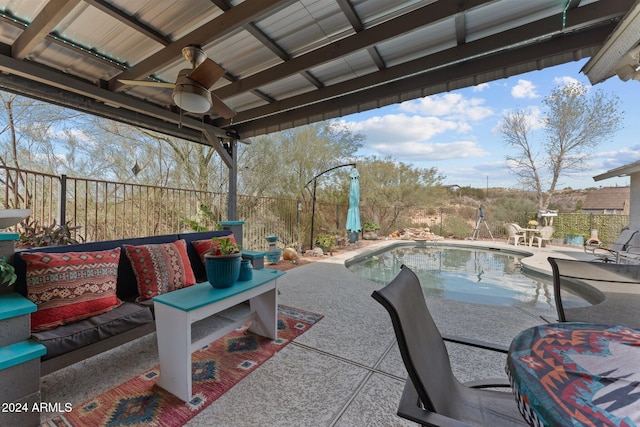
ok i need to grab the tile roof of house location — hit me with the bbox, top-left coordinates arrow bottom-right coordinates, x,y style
582,186 -> 630,211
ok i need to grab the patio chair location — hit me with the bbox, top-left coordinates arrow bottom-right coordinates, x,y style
506,223 -> 526,246
584,228 -> 638,262
371,265 -> 527,427
530,225 -> 554,248
548,257 -> 640,329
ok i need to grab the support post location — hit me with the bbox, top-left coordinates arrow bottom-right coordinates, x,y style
59,174 -> 67,225
227,140 -> 238,221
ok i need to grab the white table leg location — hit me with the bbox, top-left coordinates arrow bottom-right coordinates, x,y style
154,303 -> 193,402
248,287 -> 278,339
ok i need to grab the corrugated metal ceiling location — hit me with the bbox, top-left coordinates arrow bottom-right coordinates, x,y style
0,0 -> 637,159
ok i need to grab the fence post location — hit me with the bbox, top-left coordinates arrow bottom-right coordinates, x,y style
59,174 -> 67,225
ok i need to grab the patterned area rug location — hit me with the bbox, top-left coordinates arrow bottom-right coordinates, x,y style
43,305 -> 322,427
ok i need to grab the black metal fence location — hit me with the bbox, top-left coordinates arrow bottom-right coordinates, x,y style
0,166 -> 629,251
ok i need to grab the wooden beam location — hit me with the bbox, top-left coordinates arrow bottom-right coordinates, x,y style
12,0 -> 82,59
83,0 -> 172,46
214,0 -> 493,99
110,0 -> 296,90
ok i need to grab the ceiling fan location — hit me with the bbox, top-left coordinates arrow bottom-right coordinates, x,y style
118,45 -> 236,118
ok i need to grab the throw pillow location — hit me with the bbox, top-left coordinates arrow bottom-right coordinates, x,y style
124,239 -> 196,302
192,235 -> 237,264
23,249 -> 122,332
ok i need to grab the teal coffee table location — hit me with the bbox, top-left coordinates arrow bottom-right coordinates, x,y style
153,269 -> 285,402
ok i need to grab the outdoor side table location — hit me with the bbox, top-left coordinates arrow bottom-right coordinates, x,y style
153,269 -> 284,402
506,322 -> 640,426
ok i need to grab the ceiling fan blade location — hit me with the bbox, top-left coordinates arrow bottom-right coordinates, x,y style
211,93 -> 236,119
188,59 -> 225,89
118,79 -> 175,89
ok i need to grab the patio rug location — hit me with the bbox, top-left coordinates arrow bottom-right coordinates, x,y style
42,305 -> 322,427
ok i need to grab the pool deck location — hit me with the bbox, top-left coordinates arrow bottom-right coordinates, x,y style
40,239 -> 592,426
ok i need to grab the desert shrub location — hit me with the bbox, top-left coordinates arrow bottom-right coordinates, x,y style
441,215 -> 473,239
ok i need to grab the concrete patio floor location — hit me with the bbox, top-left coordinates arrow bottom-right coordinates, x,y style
40,239 -> 593,426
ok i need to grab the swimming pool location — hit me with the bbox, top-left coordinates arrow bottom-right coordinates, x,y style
347,243 -> 554,309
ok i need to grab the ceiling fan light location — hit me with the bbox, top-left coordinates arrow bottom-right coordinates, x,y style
172,82 -> 211,113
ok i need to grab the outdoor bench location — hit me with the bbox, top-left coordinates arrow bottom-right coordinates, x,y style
12,230 -> 233,375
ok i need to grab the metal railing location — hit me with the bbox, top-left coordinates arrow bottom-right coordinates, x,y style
0,165 -> 630,250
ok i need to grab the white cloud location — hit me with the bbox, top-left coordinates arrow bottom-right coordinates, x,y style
473,83 -> 490,92
553,76 -> 582,87
341,93 -> 496,166
343,114 -> 460,144
398,93 -> 493,122
511,79 -> 539,99
591,144 -> 640,172
371,140 -> 489,161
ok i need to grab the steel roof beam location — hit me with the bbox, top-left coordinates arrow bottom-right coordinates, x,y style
214,0 -> 494,99
214,1 -> 625,128
228,23 -> 611,137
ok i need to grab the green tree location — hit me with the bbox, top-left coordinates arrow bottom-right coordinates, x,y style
499,82 -> 622,210
340,156 -> 445,232
240,122 -> 364,199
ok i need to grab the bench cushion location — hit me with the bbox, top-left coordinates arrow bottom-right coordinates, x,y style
124,239 -> 196,302
32,302 -> 154,360
22,249 -> 122,332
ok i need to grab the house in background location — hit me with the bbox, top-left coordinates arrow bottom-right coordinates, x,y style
582,186 -> 630,215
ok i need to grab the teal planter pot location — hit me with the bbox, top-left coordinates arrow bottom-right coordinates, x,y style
205,252 -> 242,288
566,234 -> 584,247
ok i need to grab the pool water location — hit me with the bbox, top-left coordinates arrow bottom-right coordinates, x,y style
347,244 -> 554,308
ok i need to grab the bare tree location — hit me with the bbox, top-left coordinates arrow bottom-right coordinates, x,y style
499,82 -> 623,210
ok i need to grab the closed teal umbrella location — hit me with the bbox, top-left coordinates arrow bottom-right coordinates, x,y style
346,168 -> 361,238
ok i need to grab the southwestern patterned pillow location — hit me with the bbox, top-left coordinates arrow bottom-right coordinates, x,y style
123,239 -> 196,302
192,234 -> 237,264
23,249 -> 122,332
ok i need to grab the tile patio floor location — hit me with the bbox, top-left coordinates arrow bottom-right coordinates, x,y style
40,239 -> 593,426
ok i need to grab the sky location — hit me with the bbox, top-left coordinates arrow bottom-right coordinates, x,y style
339,58 -> 640,190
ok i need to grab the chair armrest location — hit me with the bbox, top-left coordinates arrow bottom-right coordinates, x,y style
584,243 -> 606,253
463,378 -> 511,388
442,334 -> 509,353
398,380 -> 474,427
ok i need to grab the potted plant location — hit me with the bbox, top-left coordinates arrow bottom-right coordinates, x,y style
566,231 -> 585,247
204,237 -> 242,288
17,218 -> 81,248
362,221 -> 380,240
0,256 -> 16,291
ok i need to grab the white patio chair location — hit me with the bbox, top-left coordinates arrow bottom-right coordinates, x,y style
530,226 -> 554,248
506,223 -> 526,246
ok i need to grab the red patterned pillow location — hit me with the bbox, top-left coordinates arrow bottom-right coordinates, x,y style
124,239 -> 196,302
192,235 -> 237,264
23,249 -> 122,332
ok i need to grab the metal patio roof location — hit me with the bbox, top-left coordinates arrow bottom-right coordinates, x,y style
0,0 -> 638,165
